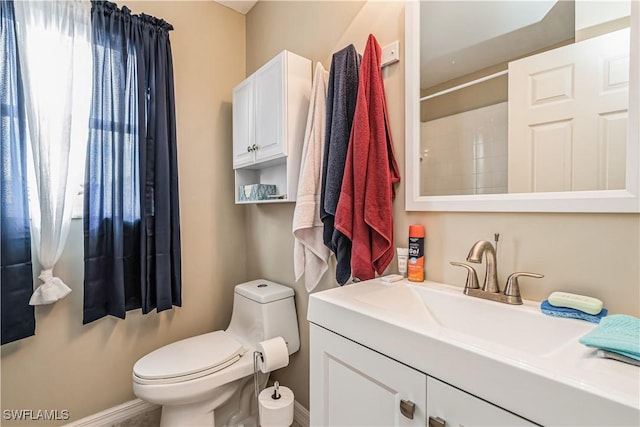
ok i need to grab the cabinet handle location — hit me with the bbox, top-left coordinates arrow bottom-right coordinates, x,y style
247,145 -> 252,152
400,400 -> 415,420
428,416 -> 446,427
252,144 -> 258,151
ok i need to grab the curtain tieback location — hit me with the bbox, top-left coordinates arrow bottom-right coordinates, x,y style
29,268 -> 72,306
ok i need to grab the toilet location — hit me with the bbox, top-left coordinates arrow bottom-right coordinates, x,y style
132,279 -> 300,427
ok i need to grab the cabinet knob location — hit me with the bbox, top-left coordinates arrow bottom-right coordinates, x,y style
428,416 -> 446,427
252,144 -> 258,151
247,145 -> 252,152
400,399 -> 415,420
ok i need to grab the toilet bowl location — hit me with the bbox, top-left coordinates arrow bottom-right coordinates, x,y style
133,279 -> 300,427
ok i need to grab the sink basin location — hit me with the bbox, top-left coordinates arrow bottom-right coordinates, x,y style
354,281 -> 594,357
410,283 -> 595,356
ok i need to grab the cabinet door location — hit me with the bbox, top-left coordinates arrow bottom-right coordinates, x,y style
426,377 -> 537,427
254,53 -> 286,163
232,77 -> 255,169
310,324 -> 426,427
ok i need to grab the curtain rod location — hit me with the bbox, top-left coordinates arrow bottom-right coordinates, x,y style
420,69 -> 508,102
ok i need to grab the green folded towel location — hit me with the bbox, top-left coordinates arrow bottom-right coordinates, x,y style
579,314 -> 640,361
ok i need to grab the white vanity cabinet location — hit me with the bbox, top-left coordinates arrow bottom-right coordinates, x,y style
310,324 -> 426,426
232,50 -> 311,203
426,377 -> 536,427
310,324 -> 536,427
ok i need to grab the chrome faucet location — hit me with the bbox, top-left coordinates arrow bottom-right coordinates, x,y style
450,234 -> 544,305
466,239 -> 499,293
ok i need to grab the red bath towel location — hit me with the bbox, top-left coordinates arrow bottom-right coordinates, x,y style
334,34 -> 400,281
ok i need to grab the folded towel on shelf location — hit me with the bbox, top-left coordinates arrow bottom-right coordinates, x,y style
597,349 -> 640,367
540,300 -> 608,323
579,314 -> 640,361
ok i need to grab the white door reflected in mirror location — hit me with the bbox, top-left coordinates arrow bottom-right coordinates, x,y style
509,28 -> 629,194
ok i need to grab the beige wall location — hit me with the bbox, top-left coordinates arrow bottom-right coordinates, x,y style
244,0 -> 403,410
2,1 -> 639,424
244,0 -> 640,412
0,2 -> 247,424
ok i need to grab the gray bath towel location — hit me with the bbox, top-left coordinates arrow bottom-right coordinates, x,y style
320,44 -> 361,285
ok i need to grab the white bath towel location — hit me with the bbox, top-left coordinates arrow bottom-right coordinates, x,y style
293,62 -> 331,292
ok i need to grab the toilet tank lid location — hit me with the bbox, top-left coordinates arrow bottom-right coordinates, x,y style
235,279 -> 294,304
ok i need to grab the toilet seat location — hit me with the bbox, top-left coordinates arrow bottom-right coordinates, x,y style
133,331 -> 246,385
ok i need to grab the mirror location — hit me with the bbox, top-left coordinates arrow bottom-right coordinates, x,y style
405,0 -> 640,212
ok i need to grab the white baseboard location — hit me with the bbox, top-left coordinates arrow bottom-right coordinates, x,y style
64,398 -> 159,427
294,400 -> 310,427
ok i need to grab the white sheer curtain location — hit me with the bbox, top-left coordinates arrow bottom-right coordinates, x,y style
13,0 -> 92,305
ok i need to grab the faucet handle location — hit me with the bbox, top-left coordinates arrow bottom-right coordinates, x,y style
450,262 -> 480,291
504,272 -> 544,299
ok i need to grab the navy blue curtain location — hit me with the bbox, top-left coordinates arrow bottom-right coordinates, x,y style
1,0 -> 35,344
135,10 -> 182,315
84,1 -> 181,324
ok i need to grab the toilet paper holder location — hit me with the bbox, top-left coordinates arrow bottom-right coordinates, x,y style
253,350 -> 264,426
271,381 -> 281,400
252,336 -> 293,426
253,350 -> 288,426
258,380 -> 295,427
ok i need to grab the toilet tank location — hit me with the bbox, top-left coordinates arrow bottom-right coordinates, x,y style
226,279 -> 300,355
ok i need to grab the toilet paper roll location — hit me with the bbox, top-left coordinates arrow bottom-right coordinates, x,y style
257,337 -> 289,373
259,385 -> 294,427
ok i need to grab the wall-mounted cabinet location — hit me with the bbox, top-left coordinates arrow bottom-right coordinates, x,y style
232,50 -> 311,204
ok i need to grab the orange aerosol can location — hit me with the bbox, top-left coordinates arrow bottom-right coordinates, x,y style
408,225 -> 425,282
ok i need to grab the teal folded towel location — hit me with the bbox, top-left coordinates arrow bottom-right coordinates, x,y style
540,300 -> 607,323
579,314 -> 640,361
